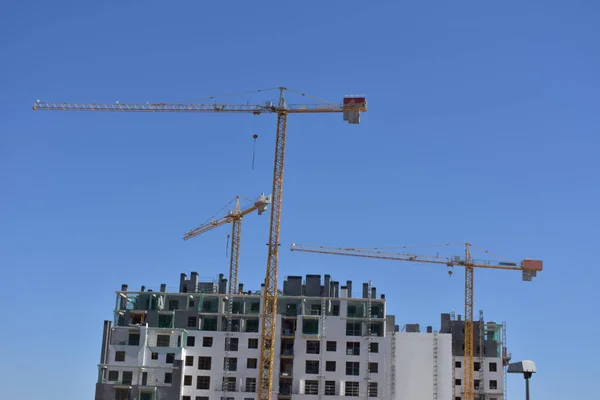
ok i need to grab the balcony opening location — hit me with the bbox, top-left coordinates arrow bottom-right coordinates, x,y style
371,305 -> 383,318
279,381 -> 292,395
347,302 -> 365,318
282,320 -> 296,336
202,317 -> 218,331
157,314 -> 174,329
302,320 -> 319,335
370,322 -> 383,337
115,388 -> 131,400
129,312 -> 146,326
246,319 -> 259,333
202,298 -> 218,313
280,360 -> 293,376
284,303 -> 299,317
222,318 -> 241,332
232,300 -> 243,314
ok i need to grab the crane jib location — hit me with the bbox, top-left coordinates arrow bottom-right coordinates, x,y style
32,102 -> 367,113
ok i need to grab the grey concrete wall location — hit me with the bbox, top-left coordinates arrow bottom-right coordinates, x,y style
174,310 -> 199,330
305,274 -> 321,297
100,320 -> 112,364
440,313 -> 451,333
386,315 -> 396,332
284,276 -> 302,296
145,311 -> 158,328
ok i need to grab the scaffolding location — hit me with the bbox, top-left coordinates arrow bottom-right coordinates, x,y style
433,329 -> 439,400
478,310 -> 485,400
390,329 -> 396,400
222,278 -> 236,399
364,281 -> 373,400
318,294 -> 327,400
450,311 -> 456,398
502,321 -> 509,400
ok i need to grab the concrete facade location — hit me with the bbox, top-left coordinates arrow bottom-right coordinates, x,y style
94,272 -> 506,400
395,332 -> 453,400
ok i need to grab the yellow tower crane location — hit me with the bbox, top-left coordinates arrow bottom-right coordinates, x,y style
33,87 -> 367,400
184,194 -> 270,398
183,194 -> 271,296
290,242 -> 543,400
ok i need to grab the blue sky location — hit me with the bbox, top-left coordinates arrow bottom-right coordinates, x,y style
1,1 -> 598,399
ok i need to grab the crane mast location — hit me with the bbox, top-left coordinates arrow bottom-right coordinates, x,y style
290,243 -> 542,400
258,89 -> 288,400
464,246 -> 474,400
34,87 -> 367,400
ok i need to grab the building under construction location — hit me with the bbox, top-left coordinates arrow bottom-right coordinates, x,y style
95,271 -> 512,400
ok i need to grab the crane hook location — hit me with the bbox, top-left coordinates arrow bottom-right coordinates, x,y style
252,134 -> 259,170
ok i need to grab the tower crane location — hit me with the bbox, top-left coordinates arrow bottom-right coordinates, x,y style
290,242 -> 543,400
184,193 -> 270,399
184,194 -> 271,295
33,87 -> 367,400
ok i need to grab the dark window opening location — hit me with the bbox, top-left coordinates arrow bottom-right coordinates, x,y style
198,356 -> 212,370
305,360 -> 319,374
368,362 -> 378,373
197,376 -> 210,390
346,361 -> 360,376
115,351 -> 125,362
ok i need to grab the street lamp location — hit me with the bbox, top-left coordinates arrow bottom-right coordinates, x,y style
507,360 -> 536,400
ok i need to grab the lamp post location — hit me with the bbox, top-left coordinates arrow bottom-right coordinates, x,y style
507,360 -> 536,400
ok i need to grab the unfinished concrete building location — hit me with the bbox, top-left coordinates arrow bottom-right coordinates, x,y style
94,272 -> 473,400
